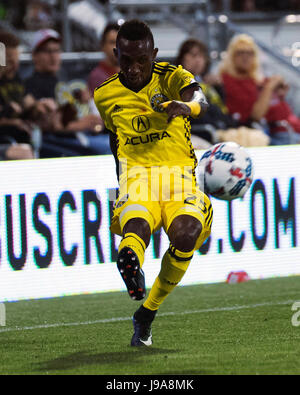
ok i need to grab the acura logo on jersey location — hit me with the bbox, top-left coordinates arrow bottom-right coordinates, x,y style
132,115 -> 150,133
125,131 -> 171,146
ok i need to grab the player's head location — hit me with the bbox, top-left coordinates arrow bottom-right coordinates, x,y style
0,31 -> 20,79
114,19 -> 158,91
100,22 -> 120,67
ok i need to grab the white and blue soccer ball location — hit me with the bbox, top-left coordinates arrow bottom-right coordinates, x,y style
198,142 -> 254,201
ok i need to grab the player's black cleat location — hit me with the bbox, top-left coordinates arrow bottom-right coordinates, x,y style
131,305 -> 157,347
117,247 -> 146,301
131,316 -> 153,346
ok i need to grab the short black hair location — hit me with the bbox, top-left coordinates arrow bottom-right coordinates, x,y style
100,22 -> 120,47
116,19 -> 154,48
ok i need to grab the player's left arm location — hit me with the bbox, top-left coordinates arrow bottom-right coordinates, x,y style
161,85 -> 209,123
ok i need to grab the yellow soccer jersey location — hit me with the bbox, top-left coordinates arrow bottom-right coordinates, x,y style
94,62 -> 200,172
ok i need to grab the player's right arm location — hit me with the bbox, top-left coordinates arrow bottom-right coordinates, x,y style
159,64 -> 209,123
161,85 -> 209,123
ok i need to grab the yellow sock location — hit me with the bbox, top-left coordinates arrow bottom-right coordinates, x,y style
118,233 -> 146,267
143,244 -> 194,311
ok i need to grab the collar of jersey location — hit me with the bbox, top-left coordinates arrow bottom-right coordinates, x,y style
118,64 -> 155,93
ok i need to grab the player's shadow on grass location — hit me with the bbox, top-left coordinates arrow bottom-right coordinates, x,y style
36,347 -> 179,372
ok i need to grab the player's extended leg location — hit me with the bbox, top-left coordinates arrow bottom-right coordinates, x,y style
131,215 -> 204,347
143,214 -> 202,310
117,217 -> 151,301
116,217 -> 157,347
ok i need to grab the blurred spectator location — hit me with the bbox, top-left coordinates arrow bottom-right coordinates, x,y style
289,0 -> 300,10
219,34 -> 300,145
257,0 -> 300,11
23,0 -> 54,31
231,0 -> 257,12
25,29 -> 111,157
176,38 -> 238,147
241,0 -> 257,11
0,30 -> 35,160
175,38 -> 269,148
176,39 -> 229,114
88,22 -> 120,94
231,0 -> 300,11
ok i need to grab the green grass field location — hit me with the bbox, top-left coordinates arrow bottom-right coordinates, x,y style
1,276 -> 300,375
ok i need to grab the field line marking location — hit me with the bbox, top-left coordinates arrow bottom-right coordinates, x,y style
0,299 -> 294,334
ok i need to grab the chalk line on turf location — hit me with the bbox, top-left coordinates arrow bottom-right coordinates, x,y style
0,299 -> 294,333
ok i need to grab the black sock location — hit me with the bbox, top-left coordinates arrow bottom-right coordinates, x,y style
134,305 -> 157,324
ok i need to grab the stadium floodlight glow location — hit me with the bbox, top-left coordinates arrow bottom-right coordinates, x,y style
220,51 -> 227,60
285,14 -> 300,23
210,50 -> 219,59
207,15 -> 216,24
218,15 -> 228,24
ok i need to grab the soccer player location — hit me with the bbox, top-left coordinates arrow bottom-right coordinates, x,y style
94,20 -> 213,346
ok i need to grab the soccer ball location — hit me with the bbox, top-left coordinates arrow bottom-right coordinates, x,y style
198,142 -> 253,201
